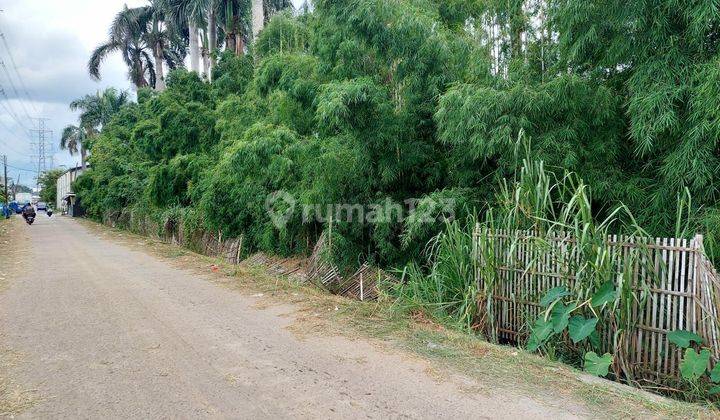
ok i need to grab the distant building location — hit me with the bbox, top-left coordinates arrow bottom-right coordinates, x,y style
57,166 -> 86,217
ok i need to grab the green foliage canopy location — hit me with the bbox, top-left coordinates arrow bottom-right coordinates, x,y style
75,0 -> 720,269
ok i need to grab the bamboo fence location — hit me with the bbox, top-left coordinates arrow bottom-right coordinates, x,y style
168,221 -> 385,301
473,225 -> 720,379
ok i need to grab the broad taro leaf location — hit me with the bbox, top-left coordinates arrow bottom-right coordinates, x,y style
584,352 -> 613,377
591,281 -> 616,307
526,334 -> 541,353
551,302 -> 576,333
679,348 -> 710,381
667,330 -> 703,349
568,315 -> 599,344
527,317 -> 554,352
540,286 -> 570,307
711,363 -> 720,383
589,330 -> 601,349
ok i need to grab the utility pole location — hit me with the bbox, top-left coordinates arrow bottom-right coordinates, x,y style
13,171 -> 19,200
3,155 -> 8,217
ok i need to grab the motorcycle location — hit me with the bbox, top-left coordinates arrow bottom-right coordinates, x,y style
22,207 -> 36,225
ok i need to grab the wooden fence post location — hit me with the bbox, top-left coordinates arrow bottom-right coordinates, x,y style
360,272 -> 364,301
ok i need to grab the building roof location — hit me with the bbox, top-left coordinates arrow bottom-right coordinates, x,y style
62,165 -> 87,175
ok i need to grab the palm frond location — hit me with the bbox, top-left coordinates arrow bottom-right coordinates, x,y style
60,125 -> 82,155
88,42 -> 117,80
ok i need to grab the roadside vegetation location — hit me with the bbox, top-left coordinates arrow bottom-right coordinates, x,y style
68,0 -> 720,405
37,169 -> 64,207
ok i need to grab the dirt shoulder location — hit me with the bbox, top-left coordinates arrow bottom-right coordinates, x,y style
0,217 -> 37,416
77,218 -> 718,419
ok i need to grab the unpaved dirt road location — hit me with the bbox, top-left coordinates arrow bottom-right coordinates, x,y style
0,215 -> 591,418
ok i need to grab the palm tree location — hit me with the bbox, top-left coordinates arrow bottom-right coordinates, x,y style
89,6 -> 156,89
63,89 -> 130,169
71,88 -> 130,128
218,0 -> 248,56
162,0 -> 293,73
139,2 -> 186,90
207,0 -> 218,80
90,5 -> 184,90
217,0 -> 292,55
60,125 -> 90,170
162,0 -> 208,73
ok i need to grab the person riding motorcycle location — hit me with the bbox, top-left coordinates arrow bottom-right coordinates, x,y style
22,203 -> 36,221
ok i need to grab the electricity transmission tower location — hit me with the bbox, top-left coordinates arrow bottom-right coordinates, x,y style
29,117 -> 53,189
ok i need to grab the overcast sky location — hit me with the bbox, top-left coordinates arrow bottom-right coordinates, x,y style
0,0 -> 303,187
0,0 -> 146,184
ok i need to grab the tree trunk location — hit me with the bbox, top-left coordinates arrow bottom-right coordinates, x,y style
208,8 -> 217,81
226,32 -> 236,55
154,43 -> 166,91
235,33 -> 245,55
131,51 -> 148,89
189,22 -> 200,73
80,145 -> 87,170
252,0 -> 265,40
136,63 -> 149,89
202,47 -> 210,78
509,1 -> 524,62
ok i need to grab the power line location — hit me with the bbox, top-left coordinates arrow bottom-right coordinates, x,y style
0,26 -> 37,183
0,31 -> 38,115
0,27 -> 35,141
0,86 -> 31,133
0,112 -> 32,159
0,138 -> 26,156
4,162 -> 35,172
0,112 -> 28,142
0,59 -> 34,120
